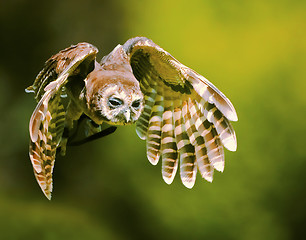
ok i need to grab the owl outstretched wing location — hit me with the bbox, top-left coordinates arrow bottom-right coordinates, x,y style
26,43 -> 98,199
123,37 -> 237,188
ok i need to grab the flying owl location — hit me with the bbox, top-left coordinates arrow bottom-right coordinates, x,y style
26,37 -> 238,200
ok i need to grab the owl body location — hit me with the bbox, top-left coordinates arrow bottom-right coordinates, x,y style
27,37 -> 237,199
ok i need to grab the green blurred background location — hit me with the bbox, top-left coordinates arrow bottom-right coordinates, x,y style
0,0 -> 305,239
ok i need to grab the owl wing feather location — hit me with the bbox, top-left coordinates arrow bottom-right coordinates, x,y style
123,37 -> 237,188
27,43 -> 98,199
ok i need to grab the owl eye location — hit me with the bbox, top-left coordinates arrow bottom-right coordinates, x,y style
108,97 -> 123,108
132,100 -> 141,109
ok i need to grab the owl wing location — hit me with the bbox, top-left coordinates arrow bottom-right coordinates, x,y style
27,43 -> 98,199
123,37 -> 237,188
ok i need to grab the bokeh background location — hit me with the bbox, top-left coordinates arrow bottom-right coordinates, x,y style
0,0 -> 305,239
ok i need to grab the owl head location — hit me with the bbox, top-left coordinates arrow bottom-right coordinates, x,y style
84,69 -> 144,125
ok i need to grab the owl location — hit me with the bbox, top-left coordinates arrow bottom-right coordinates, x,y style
26,37 -> 237,200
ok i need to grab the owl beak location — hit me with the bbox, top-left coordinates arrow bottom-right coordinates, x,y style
124,109 -> 131,123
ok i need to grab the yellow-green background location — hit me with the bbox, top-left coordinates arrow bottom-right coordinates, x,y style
0,0 -> 305,239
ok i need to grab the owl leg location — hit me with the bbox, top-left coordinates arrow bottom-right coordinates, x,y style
68,126 -> 117,146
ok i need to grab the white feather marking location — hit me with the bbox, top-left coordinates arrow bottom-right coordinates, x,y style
38,131 -> 47,144
175,125 -> 183,135
148,125 -> 161,131
181,152 -> 194,158
163,172 -> 177,185
148,133 -> 161,139
162,124 -> 173,132
162,111 -> 172,120
198,98 -> 206,113
199,85 -> 209,97
173,109 -> 181,119
189,132 -> 198,146
148,141 -> 160,146
206,108 -> 217,122
221,136 -> 237,151
208,95 -> 214,104
213,162 -> 225,172
185,119 -> 191,130
218,125 -> 229,137
195,118 -> 203,129
150,116 -> 162,123
177,139 -> 190,149
136,129 -> 146,140
147,152 -> 159,165
162,137 -> 175,144
200,128 -> 211,138
205,136 -> 217,148
29,155 -> 42,173
203,174 -> 213,183
195,142 -> 206,149
189,104 -> 197,117
162,148 -> 177,154
181,162 -> 194,168
181,178 -> 196,189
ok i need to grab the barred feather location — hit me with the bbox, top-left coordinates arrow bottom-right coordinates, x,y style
190,73 -> 238,122
146,86 -> 164,165
136,86 -> 157,140
29,90 -> 52,143
187,99 -> 214,181
29,93 -> 67,200
176,101 -> 197,188
193,98 -> 225,172
161,93 -> 178,184
203,102 -> 237,151
29,108 -> 54,200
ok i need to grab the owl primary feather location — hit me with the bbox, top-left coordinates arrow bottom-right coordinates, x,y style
26,37 -> 238,200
